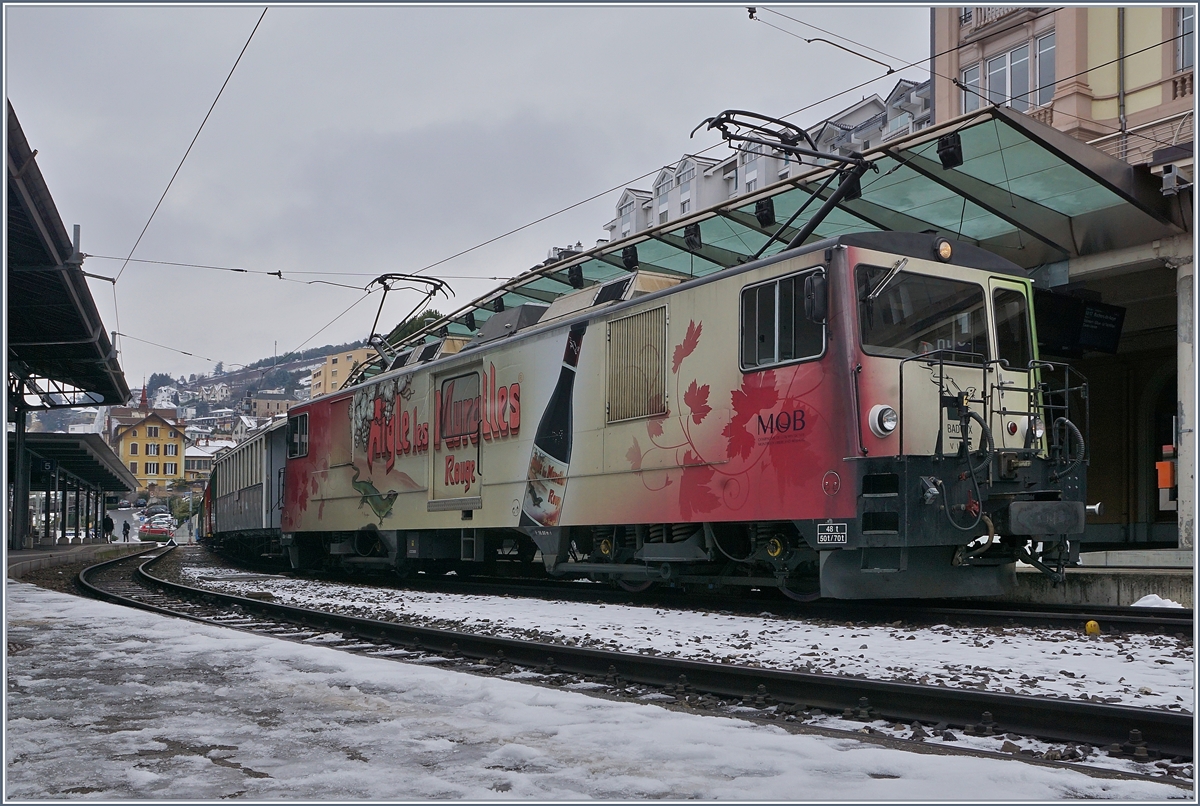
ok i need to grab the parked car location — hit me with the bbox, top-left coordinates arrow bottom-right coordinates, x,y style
117,500 -> 131,509
146,505 -> 169,517
150,516 -> 176,530
139,523 -> 174,541
135,498 -> 147,507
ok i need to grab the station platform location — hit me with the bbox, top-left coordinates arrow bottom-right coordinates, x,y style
1004,550 -> 1194,608
7,541 -> 153,579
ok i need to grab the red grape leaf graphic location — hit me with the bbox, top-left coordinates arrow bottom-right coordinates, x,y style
626,437 -> 643,471
679,451 -> 720,518
672,320 -> 702,374
721,370 -> 779,460
683,380 -> 711,425
647,416 -> 665,438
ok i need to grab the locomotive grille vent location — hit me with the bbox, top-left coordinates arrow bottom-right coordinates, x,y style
606,306 -> 668,423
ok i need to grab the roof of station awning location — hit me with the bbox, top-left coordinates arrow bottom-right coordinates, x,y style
8,433 -> 138,493
373,104 -> 1190,364
7,101 -> 130,407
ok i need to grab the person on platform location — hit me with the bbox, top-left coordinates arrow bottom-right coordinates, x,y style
122,521 -> 131,542
102,514 -> 114,541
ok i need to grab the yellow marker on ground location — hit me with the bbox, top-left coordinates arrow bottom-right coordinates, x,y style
1085,620 -> 1101,635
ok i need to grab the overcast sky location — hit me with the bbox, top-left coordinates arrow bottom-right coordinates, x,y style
6,4 -> 930,387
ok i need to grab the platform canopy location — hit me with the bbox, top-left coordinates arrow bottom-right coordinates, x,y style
8,432 -> 137,494
7,101 -> 130,409
383,104 -> 1189,364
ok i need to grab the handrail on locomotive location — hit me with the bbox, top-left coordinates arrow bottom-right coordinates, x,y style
897,347 -> 1092,583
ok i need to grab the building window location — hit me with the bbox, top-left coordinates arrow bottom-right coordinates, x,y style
169,430 -> 177,439
1036,33 -> 1056,106
146,443 -> 160,456
619,198 -> 634,237
146,426 -> 159,438
680,198 -> 691,215
166,444 -> 178,456
129,461 -> 137,474
746,179 -> 758,193
962,64 -> 982,112
332,357 -> 338,364
129,443 -> 138,456
969,34 -> 1055,114
145,462 -> 160,476
346,354 -> 353,361
130,429 -> 137,437
659,210 -> 669,224
655,175 -> 673,199
1180,8 -> 1194,71
164,463 -> 178,476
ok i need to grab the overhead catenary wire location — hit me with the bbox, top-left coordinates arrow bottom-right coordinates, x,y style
85,254 -> 511,282
114,7 -> 268,283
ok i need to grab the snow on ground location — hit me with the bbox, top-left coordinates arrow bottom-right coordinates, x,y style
181,568 -> 1195,714
1134,594 -> 1187,608
4,583 -> 1189,800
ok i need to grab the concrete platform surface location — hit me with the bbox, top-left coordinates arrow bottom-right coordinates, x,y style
7,542 -> 155,579
1008,565 -> 1193,608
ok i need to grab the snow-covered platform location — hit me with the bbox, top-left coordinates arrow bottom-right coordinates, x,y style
4,583 -> 1185,800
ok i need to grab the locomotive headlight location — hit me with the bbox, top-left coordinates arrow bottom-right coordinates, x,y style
934,237 -> 954,262
869,404 -> 898,438
1029,416 -> 1045,439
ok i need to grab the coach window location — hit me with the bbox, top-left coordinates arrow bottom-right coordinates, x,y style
739,268 -> 825,370
857,265 -> 988,363
287,413 -> 309,458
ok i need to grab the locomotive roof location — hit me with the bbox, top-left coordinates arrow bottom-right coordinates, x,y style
348,104 -> 1185,386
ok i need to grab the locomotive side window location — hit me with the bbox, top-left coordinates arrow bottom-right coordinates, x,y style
287,413 -> 309,458
439,372 -> 481,439
857,265 -> 988,363
739,268 -> 825,370
993,288 -> 1033,369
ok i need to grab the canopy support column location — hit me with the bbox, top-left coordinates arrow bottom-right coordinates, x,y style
10,402 -> 30,550
1178,258 -> 1195,549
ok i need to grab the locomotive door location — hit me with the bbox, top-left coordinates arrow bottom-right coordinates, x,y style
431,365 -> 485,510
988,278 -> 1037,450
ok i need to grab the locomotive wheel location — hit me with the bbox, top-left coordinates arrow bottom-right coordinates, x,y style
616,578 -> 656,593
779,581 -> 821,602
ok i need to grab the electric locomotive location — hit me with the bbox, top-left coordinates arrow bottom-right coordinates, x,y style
210,111 -> 1093,599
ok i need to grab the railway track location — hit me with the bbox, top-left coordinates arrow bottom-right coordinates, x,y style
79,547 -> 1194,768
271,564 -> 1194,636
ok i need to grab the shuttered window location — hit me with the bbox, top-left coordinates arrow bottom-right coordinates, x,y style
606,306 -> 668,423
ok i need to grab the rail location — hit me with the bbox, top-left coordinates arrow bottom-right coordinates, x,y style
76,548 -> 1194,761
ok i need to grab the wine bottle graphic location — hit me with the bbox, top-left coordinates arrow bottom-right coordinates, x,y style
520,322 -> 587,530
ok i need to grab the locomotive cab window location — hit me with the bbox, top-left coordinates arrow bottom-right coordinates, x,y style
993,288 -> 1033,369
857,265 -> 988,364
740,268 -> 826,370
287,413 -> 309,458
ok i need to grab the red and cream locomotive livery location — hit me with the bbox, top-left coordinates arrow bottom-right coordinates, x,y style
278,229 -> 1090,599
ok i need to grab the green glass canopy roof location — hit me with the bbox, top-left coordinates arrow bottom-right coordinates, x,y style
385,104 -> 1187,359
